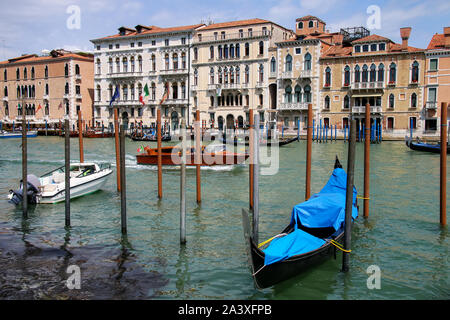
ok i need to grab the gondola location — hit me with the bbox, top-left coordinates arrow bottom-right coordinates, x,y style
131,133 -> 171,142
242,157 -> 358,289
220,136 -> 298,147
405,136 -> 449,154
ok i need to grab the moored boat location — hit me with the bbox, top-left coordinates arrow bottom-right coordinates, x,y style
136,144 -> 248,166
0,130 -> 38,139
220,135 -> 298,147
242,158 -> 358,289
8,162 -> 112,205
405,136 -> 449,154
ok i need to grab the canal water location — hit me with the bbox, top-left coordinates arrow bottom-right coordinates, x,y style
0,136 -> 448,299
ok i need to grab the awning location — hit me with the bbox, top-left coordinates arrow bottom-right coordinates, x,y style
351,93 -> 382,98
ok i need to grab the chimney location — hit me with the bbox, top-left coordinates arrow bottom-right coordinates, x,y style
400,27 -> 412,51
444,27 -> 450,48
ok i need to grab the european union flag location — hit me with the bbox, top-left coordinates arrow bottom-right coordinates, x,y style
109,86 -> 120,106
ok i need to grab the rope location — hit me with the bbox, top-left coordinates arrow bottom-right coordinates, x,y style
257,233 -> 287,249
328,239 -> 351,253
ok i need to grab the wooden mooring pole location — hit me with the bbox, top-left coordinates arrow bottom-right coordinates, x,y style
195,110 -> 201,204
364,103 -> 371,218
21,114 -> 28,218
342,119 -> 356,272
252,114 -> 260,245
114,107 -> 121,192
78,110 -> 84,163
64,119 -> 70,227
180,118 -> 187,244
305,103 -> 312,201
157,108 -> 162,199
119,124 -> 127,235
440,102 -> 447,226
249,109 -> 254,210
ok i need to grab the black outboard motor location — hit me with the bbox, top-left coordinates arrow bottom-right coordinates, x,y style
8,174 -> 41,205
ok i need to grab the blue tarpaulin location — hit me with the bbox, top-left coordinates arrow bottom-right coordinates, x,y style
263,168 -> 358,266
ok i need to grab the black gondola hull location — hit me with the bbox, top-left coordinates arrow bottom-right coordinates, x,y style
221,136 -> 298,147
405,136 -> 449,154
242,208 -> 342,289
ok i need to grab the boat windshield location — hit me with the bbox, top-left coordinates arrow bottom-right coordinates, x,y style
204,144 -> 226,153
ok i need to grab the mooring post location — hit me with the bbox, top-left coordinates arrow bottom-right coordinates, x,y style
180,118 -> 187,244
344,125 -> 347,142
364,103 -> 371,219
22,114 -> 28,218
249,109 -> 254,210
305,104 -> 312,201
77,110 -> 84,163
297,119 -> 300,141
253,114 -> 260,245
342,119 -> 356,272
45,120 -> 48,136
64,119 -> 70,227
335,125 -> 337,142
440,102 -> 447,226
114,107 -> 121,192
119,124 -> 127,235
195,110 -> 201,204
312,119 -> 315,141
157,108 -> 162,199
330,125 -> 333,142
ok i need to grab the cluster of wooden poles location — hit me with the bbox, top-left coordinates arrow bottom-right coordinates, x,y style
19,102 -> 447,245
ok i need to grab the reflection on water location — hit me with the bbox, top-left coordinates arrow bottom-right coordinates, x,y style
0,137 -> 448,299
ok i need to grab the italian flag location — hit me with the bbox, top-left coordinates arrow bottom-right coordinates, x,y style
139,83 -> 149,106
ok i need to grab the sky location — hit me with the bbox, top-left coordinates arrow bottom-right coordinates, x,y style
0,0 -> 449,60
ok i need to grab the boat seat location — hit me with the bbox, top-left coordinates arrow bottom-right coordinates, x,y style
52,172 -> 65,184
43,184 -> 57,193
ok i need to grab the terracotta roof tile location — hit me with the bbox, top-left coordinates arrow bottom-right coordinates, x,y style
199,18 -> 271,31
427,33 -> 445,50
0,52 -> 93,65
296,15 -> 326,24
352,34 -> 391,43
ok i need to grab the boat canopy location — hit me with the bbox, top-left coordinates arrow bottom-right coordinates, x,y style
290,168 -> 358,232
262,168 -> 358,266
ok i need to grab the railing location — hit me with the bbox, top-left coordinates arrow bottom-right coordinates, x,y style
162,98 -> 188,105
352,81 -> 385,89
75,94 -> 82,99
159,68 -> 188,76
299,70 -> 312,78
425,101 -> 437,109
278,102 -> 309,110
194,30 -> 271,43
351,106 -> 382,113
2,96 -> 8,101
106,71 -> 143,78
281,71 -> 293,79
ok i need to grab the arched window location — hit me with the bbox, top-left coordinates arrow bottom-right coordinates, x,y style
230,44 -> 235,58
325,95 -> 330,109
370,64 -> 376,82
45,103 -> 49,116
181,82 -> 186,99
122,84 -> 128,100
16,68 -> 20,80
108,84 -> 113,99
96,59 -> 101,74
151,82 -> 156,100
218,67 -> 223,84
75,64 -> 80,75
259,41 -> 264,55
130,57 -> 135,72
218,45 -> 223,59
122,57 -> 128,72
362,64 -> 368,83
298,22 -> 303,29
308,21 -> 314,28
172,82 -> 178,99
245,43 -> 250,56
45,83 -> 49,95
3,69 -> 7,81
304,85 -> 311,103
270,57 -> 276,73
389,93 -> 395,108
224,67 -> 228,84
138,55 -> 142,72
96,85 -> 101,101
236,66 -> 240,83
294,85 -> 301,103
325,67 -> 331,86
389,63 -> 396,83
130,84 -> 135,100
285,54 -> 292,72
65,82 -> 69,94
151,54 -> 156,71
32,85 -> 35,98
224,44 -> 229,59
23,67 -> 27,80
193,69 -> 198,86
210,67 -> 215,84
354,65 -> 360,83
411,61 -> 419,83
344,95 -> 350,109
245,65 -> 249,83
116,57 -> 120,73
285,85 -> 292,103
64,64 -> 69,77
31,67 -> 35,79
344,65 -> 350,86
236,43 -> 240,58
210,46 -> 214,59
258,64 -> 264,83
304,53 -> 311,71
230,66 -> 235,84
173,53 -> 178,70
108,58 -> 113,73
378,63 -> 384,82
411,93 -> 417,108
4,86 -> 7,97
164,54 -> 170,70
44,66 -> 48,78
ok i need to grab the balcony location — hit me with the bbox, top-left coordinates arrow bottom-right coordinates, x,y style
255,81 -> 265,88
281,71 -> 293,79
161,98 -> 188,105
159,68 -> 188,76
352,81 -> 385,90
106,71 -> 143,79
194,30 -> 271,43
75,74 -> 82,80
425,101 -> 437,109
2,96 -> 8,101
278,102 -> 309,111
351,106 -> 382,113
299,70 -> 312,78
43,94 -> 49,101
75,94 -> 82,100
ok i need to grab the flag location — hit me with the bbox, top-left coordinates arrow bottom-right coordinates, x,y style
137,144 -> 146,153
143,83 -> 150,97
159,83 -> 170,105
139,83 -> 150,106
109,86 -> 120,106
36,104 -> 42,113
58,102 -> 62,110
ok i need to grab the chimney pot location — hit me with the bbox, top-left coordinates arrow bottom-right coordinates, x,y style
444,27 -> 450,48
400,27 -> 412,51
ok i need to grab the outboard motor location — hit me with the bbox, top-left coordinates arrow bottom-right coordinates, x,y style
8,174 -> 41,205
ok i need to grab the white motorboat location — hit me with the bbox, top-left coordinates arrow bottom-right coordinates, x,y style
8,162 -> 112,205
0,130 -> 38,139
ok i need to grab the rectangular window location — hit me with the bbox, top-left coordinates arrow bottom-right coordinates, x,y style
115,44 -> 120,49
181,37 -> 186,45
355,45 -> 361,53
138,42 -> 142,47
164,39 -> 169,46
109,44 -> 113,50
97,45 -> 101,51
428,87 -> 437,102
370,44 -> 377,51
362,45 -> 369,52
295,48 -> 301,55
239,29 -> 243,38
387,117 -> 394,130
130,42 -> 135,48
152,40 -> 156,46
379,43 -> 386,51
221,31 -> 225,39
429,59 -> 438,71
214,32 -> 218,40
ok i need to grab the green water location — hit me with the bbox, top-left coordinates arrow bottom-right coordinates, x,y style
0,136 -> 448,299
